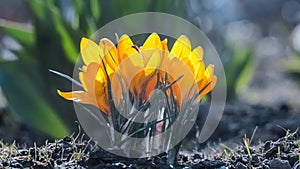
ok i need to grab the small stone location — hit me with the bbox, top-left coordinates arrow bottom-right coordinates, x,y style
269,158 -> 291,169
63,136 -> 72,143
56,159 -> 63,166
235,162 -> 247,169
279,103 -> 290,112
262,163 -> 270,169
193,153 -> 201,159
18,150 -> 28,156
264,141 -> 272,151
252,154 -> 260,165
182,155 -> 188,162
20,160 -> 34,168
265,146 -> 278,158
293,161 -> 300,169
286,153 -> 298,167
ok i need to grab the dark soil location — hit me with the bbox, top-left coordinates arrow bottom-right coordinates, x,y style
0,103 -> 299,168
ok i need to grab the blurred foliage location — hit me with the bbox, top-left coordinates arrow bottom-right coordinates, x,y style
224,47 -> 255,100
282,52 -> 300,83
0,0 -> 187,138
0,0 -> 260,139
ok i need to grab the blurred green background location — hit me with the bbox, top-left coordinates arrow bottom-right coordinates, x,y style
0,0 -> 300,143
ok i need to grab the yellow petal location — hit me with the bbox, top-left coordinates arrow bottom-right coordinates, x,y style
168,57 -> 196,101
117,53 -> 143,86
81,65 -> 87,71
96,68 -> 107,83
128,53 -> 144,68
205,64 -> 214,79
190,46 -> 204,61
142,33 -> 162,51
99,38 -> 118,70
145,50 -> 161,76
80,37 -> 102,65
117,34 -> 138,62
171,35 -> 191,59
194,61 -> 205,82
197,64 -> 215,92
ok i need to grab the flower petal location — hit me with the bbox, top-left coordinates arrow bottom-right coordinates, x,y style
198,75 -> 217,99
171,35 -> 191,59
80,37 -> 102,65
57,90 -> 96,105
145,50 -> 161,76
190,46 -> 204,61
197,64 -> 215,92
117,34 -> 138,63
142,33 -> 162,51
99,38 -> 118,72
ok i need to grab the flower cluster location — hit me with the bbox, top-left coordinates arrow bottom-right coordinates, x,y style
58,33 -> 216,117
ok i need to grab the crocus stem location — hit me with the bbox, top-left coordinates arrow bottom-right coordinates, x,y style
167,141 -> 182,165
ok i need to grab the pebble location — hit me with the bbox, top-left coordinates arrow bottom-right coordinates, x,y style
293,161 -> 300,169
270,158 -> 291,169
235,162 -> 247,169
252,154 -> 260,165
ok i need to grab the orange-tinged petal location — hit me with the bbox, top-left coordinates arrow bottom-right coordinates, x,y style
59,34 -> 217,116
82,62 -> 106,84
129,71 -> 157,104
110,73 -> 123,106
198,75 -> 217,99
161,39 -> 169,59
57,90 -> 96,105
168,57 -> 196,103
197,64 -> 215,91
117,53 -> 143,87
171,35 -> 191,59
129,71 -> 144,97
94,81 -> 110,115
163,72 -> 181,109
80,38 -> 102,65
82,63 -> 100,91
144,74 -> 158,102
161,39 -> 168,52
58,89 -> 110,115
181,57 -> 194,73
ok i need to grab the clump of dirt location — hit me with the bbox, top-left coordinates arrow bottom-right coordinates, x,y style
0,133 -> 225,168
221,130 -> 300,169
0,131 -> 299,168
0,103 -> 299,168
